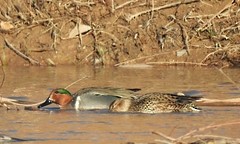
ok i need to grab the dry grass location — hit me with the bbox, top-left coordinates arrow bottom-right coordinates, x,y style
0,0 -> 239,66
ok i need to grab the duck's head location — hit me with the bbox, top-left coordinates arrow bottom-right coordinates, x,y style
38,88 -> 73,109
109,98 -> 132,112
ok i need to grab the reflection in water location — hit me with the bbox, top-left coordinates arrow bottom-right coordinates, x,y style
0,66 -> 240,143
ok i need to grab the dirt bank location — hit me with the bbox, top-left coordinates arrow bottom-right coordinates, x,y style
0,0 -> 239,67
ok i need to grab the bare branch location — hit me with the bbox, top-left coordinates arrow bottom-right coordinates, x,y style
4,39 -> 40,65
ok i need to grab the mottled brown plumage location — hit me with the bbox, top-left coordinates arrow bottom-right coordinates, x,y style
109,92 -> 201,113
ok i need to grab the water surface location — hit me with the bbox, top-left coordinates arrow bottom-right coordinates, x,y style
0,66 -> 240,143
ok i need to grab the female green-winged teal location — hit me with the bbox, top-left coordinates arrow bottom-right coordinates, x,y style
38,87 -> 140,110
109,92 -> 201,113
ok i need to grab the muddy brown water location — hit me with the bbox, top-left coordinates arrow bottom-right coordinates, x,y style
0,66 -> 240,143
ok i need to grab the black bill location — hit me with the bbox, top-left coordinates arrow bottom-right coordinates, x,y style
37,97 -> 53,108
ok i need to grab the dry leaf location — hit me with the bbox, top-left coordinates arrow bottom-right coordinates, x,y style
0,21 -> 14,30
68,23 -> 91,38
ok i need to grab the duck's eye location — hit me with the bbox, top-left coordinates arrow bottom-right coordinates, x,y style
55,91 -> 60,94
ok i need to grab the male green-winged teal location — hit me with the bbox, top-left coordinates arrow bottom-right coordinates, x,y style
109,92 -> 201,113
38,87 -> 140,110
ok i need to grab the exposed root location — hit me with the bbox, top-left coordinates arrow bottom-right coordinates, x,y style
4,38 -> 40,65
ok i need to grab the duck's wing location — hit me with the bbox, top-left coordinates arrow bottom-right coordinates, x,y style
72,87 -> 140,110
162,94 -> 201,105
140,92 -> 202,104
74,87 -> 140,99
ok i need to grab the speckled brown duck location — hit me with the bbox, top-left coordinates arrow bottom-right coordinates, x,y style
109,92 -> 201,113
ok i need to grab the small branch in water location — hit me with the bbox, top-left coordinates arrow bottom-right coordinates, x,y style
4,38 -> 40,65
152,131 -> 176,142
176,120 -> 240,141
64,76 -> 89,89
216,67 -> 240,91
153,120 -> 240,143
0,97 -> 44,110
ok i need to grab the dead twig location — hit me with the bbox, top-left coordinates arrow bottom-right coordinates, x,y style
152,131 -> 176,142
192,134 -> 240,142
77,19 -> 83,50
114,0 -> 138,11
189,134 -> 240,144
201,44 -> 232,63
197,1 -> 234,31
176,121 -> 240,141
146,61 -> 207,66
0,97 -> 44,109
72,0 -> 95,6
99,30 -> 121,43
177,21 -> 190,55
4,38 -> 40,65
216,67 -> 240,91
64,76 -> 89,89
0,57 -> 5,89
124,0 -> 200,22
114,52 -> 170,66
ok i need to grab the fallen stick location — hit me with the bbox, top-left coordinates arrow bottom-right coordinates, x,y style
196,1 -> 234,31
0,59 -> 5,89
146,61 -> 207,66
152,131 -> 176,142
0,97 -> 43,110
124,0 -> 200,22
114,0 -> 138,11
217,67 -> 240,91
115,51 -> 175,66
176,120 -> 240,141
4,38 -> 40,65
